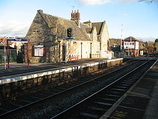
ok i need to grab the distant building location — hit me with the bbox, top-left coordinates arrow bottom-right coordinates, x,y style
0,38 -> 18,63
155,39 -> 158,52
122,36 -> 140,57
0,46 -> 17,63
109,38 -> 122,58
25,10 -> 110,63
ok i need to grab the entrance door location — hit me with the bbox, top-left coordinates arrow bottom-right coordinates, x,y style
62,44 -> 66,61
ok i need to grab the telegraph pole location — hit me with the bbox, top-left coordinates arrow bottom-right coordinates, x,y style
120,24 -> 124,57
121,24 -> 123,50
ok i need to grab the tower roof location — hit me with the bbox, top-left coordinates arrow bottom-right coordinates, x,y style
124,36 -> 140,42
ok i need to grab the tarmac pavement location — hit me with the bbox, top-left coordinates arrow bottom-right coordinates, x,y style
0,63 -> 42,70
0,58 -> 112,77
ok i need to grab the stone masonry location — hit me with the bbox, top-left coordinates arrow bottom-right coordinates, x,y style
25,10 -> 110,63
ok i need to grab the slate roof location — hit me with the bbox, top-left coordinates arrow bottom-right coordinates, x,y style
124,36 -> 140,42
37,10 -> 91,41
26,10 -> 107,43
85,28 -> 92,34
92,22 -> 104,35
84,21 -> 105,35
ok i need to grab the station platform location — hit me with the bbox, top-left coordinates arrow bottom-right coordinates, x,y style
101,60 -> 158,119
0,58 -> 123,85
143,61 -> 158,119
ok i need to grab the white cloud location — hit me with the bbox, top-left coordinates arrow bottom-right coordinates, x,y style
0,20 -> 29,37
79,0 -> 111,5
114,0 -> 139,4
123,13 -> 128,16
78,0 -> 140,5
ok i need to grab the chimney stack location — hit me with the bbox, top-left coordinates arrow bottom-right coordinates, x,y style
71,10 -> 80,27
71,10 -> 75,20
76,10 -> 80,20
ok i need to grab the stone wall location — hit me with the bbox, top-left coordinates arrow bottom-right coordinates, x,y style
0,59 -> 123,101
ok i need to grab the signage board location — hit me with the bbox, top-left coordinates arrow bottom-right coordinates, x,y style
8,38 -> 28,43
34,45 -> 45,57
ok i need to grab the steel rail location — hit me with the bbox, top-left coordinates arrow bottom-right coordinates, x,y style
50,60 -> 155,119
0,60 -> 145,118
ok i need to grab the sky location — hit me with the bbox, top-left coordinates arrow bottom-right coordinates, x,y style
0,0 -> 158,42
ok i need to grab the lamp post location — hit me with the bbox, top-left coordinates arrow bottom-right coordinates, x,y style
64,38 -> 69,63
27,39 -> 30,66
0,38 -> 7,69
4,41 -> 7,69
6,39 -> 10,68
81,42 -> 83,59
120,24 -> 123,58
58,40 -> 61,62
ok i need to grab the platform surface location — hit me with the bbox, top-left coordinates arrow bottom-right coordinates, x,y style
0,58 -> 123,85
103,60 -> 158,119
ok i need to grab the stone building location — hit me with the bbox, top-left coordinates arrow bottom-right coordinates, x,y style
25,10 -> 110,63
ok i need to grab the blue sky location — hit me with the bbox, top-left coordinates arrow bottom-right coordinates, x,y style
0,0 -> 157,41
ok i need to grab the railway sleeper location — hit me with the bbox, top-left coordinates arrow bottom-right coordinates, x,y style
119,81 -> 135,86
96,98 -> 116,105
80,112 -> 100,119
118,84 -> 132,87
110,88 -> 127,92
115,85 -> 128,89
88,103 -> 110,111
88,106 -> 106,112
83,108 -> 105,115
95,101 -> 113,107
104,94 -> 120,98
119,82 -> 133,86
106,90 -> 124,95
121,80 -> 134,84
100,98 -> 116,103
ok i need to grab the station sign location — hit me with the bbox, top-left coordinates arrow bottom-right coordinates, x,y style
7,38 -> 28,43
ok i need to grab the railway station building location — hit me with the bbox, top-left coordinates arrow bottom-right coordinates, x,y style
25,10 -> 111,63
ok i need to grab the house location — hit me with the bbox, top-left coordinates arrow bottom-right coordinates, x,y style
122,36 -> 140,57
25,10 -> 110,63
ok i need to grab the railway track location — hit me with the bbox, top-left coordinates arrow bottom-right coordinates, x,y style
50,59 -> 156,119
0,59 -> 155,119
